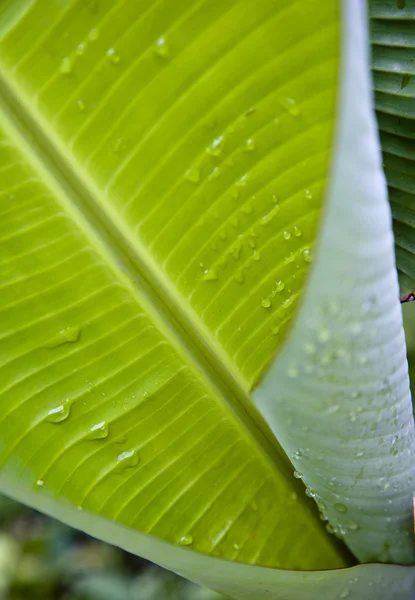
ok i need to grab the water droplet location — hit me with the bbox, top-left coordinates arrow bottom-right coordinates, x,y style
77,99 -> 85,112
293,470 -> 303,479
184,166 -> 200,183
208,166 -> 220,181
319,327 -> 331,343
287,366 -> 298,378
36,479 -> 44,488
115,449 -> 139,472
334,503 -> 348,514
302,248 -> 312,263
293,226 -> 302,237
88,28 -> 99,41
76,42 -> 86,56
155,36 -> 169,58
305,189 -> 313,200
59,56 -> 72,75
236,174 -> 249,187
45,399 -> 72,423
44,325 -> 81,348
279,97 -> 300,116
275,280 -> 285,293
250,249 -> 261,261
283,231 -> 291,240
241,201 -> 253,215
245,107 -> 255,116
270,324 -> 280,335
244,138 -> 255,151
339,588 -> 350,599
106,47 -> 120,64
233,543 -> 240,551
178,534 -> 193,546
355,450 -> 364,458
248,238 -> 256,249
305,487 -> 315,498
203,268 -> 218,281
304,342 -> 316,354
207,136 -> 224,157
87,420 -> 109,440
261,297 -> 271,308
348,520 -> 359,531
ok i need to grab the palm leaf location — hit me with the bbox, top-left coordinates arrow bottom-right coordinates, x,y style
0,0 -> 414,598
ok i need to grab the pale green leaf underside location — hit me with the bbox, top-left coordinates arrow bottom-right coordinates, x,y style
0,0 -> 347,574
370,0 -> 415,288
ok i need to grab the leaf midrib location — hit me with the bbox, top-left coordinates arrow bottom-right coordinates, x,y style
0,63 -> 294,481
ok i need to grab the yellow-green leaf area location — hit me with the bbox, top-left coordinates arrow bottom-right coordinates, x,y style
0,0 -> 340,389
0,0 -> 345,572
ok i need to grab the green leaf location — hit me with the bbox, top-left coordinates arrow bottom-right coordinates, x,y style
0,0 -> 414,598
0,0 -> 346,575
370,0 -> 415,287
255,0 -> 415,565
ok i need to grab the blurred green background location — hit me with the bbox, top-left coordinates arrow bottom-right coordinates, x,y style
1,303 -> 414,599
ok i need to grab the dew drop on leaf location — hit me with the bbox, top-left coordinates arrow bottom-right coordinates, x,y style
244,138 -> 255,151
88,28 -> 99,41
106,47 -> 120,64
287,366 -> 298,378
203,268 -> 218,281
155,36 -> 169,58
302,248 -> 312,262
236,174 -> 249,187
36,479 -> 44,488
260,297 -> 271,308
318,327 -> 331,343
87,420 -> 109,440
208,166 -> 220,181
45,399 -> 72,423
293,226 -> 302,237
283,230 -> 291,240
178,534 -> 193,546
207,136 -> 224,156
270,324 -> 280,336
334,502 -> 348,514
59,56 -> 72,75
44,325 -> 81,348
115,449 -> 139,472
305,189 -> 313,200
184,166 -> 200,183
76,42 -> 86,56
279,97 -> 300,116
77,99 -> 86,112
